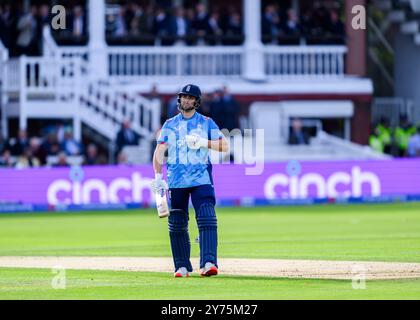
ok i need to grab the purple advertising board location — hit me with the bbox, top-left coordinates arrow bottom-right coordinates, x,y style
0,159 -> 420,210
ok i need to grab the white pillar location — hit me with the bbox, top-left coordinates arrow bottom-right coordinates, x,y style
243,0 -> 266,81
1,97 -> 7,138
19,56 -> 27,130
88,0 -> 108,80
345,118 -> 351,141
73,117 -> 81,142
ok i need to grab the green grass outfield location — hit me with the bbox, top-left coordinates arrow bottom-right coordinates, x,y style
0,202 -> 420,299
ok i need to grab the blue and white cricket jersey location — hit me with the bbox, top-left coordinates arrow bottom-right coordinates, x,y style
157,112 -> 223,188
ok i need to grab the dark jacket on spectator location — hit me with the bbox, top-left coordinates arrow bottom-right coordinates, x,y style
10,138 -> 28,156
68,14 -> 88,38
221,95 -> 240,131
168,15 -> 191,39
116,127 -> 140,152
288,130 -> 309,145
192,13 -> 211,35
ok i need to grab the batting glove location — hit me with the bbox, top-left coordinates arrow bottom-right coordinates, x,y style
185,134 -> 208,150
151,173 -> 169,193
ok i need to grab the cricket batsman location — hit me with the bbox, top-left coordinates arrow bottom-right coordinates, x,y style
151,84 -> 229,278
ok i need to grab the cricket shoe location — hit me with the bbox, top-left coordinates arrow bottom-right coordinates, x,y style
200,262 -> 218,277
174,267 -> 190,278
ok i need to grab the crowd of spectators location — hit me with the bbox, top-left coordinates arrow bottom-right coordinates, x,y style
262,4 -> 345,45
0,2 -> 88,56
0,125 -> 110,168
369,115 -> 420,158
1,1 -> 347,56
106,2 -> 244,46
0,118 -> 152,168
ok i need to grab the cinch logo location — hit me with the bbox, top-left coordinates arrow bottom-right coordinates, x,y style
264,166 -> 381,199
47,173 -> 154,205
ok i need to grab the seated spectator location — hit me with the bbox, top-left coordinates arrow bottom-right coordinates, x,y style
61,129 -> 83,156
83,144 -> 100,166
408,126 -> 420,157
288,118 -> 309,145
54,151 -> 68,167
29,136 -> 47,165
11,129 -> 29,156
0,149 -> 14,167
41,131 -> 61,156
116,120 -> 141,154
15,147 -> 41,169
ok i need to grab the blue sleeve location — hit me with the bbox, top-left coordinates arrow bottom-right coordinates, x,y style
208,118 -> 224,140
157,121 -> 169,144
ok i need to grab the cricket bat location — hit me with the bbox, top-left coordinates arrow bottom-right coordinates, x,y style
155,189 -> 170,218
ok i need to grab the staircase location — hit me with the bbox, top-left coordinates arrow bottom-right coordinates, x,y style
0,27 -> 161,157
368,0 -> 420,123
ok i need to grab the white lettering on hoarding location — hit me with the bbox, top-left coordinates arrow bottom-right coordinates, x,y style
264,166 -> 381,199
47,173 -> 154,205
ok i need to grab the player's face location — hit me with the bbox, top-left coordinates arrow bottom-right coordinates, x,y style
180,95 -> 196,110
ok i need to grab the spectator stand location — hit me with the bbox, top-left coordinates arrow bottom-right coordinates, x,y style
0,0 -> 375,167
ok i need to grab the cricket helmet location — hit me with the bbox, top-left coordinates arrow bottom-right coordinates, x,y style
177,84 -> 202,111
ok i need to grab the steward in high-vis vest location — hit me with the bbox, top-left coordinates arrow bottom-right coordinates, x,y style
375,118 -> 392,154
369,127 -> 384,153
394,115 -> 416,157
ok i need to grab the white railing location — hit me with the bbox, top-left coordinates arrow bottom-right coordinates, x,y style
108,46 -> 243,78
42,26 -> 89,78
107,45 -> 346,79
18,55 -> 86,102
79,82 -> 160,140
264,45 -> 347,78
0,40 -> 8,88
4,59 -> 19,93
